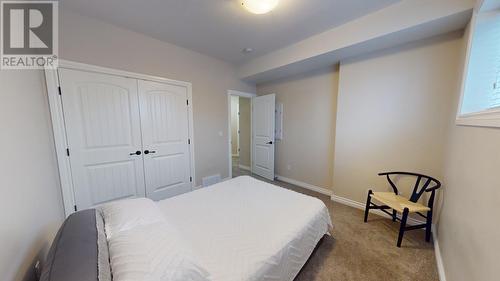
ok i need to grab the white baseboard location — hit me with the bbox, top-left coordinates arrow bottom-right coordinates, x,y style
275,175 -> 332,196
432,227 -> 447,281
238,164 -> 251,171
330,194 -> 426,226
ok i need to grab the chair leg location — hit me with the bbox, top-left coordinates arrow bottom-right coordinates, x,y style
397,208 -> 409,247
392,210 -> 397,222
426,210 -> 433,242
364,190 -> 373,222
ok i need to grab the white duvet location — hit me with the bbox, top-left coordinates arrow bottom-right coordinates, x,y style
103,176 -> 332,281
157,176 -> 333,281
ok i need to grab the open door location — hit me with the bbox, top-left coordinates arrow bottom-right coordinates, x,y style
252,94 -> 275,180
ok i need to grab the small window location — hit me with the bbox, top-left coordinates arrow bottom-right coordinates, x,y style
457,1 -> 500,127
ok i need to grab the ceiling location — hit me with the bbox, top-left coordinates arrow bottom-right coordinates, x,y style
61,0 -> 401,65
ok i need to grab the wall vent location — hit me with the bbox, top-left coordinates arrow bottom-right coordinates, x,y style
202,174 -> 221,187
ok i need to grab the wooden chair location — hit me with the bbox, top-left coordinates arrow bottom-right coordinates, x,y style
363,172 -> 441,247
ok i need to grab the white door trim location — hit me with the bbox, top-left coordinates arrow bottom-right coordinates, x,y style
45,60 -> 195,217
227,90 -> 256,179
230,96 -> 240,157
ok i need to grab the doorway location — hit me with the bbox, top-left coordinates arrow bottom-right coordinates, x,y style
227,90 -> 255,178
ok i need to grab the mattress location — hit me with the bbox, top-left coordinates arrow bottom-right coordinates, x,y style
40,209 -> 111,281
156,176 -> 333,281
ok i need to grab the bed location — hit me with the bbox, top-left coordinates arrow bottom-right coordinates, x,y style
41,176 -> 332,281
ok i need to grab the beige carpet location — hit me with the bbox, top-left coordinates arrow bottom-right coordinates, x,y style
233,170 -> 439,281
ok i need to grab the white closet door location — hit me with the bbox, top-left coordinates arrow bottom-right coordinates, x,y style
138,80 -> 192,201
252,94 -> 276,180
58,68 -> 146,210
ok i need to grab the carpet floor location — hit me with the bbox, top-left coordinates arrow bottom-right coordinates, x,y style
231,161 -> 439,281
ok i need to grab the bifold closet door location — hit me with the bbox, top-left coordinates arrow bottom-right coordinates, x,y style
58,68 -> 146,210
138,80 -> 192,201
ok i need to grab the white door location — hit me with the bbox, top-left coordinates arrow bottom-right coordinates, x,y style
58,68 -> 146,210
138,80 -> 192,201
252,94 -> 275,180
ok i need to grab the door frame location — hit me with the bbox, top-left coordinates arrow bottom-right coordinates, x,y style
45,60 -> 195,217
230,96 -> 240,157
227,90 -> 256,179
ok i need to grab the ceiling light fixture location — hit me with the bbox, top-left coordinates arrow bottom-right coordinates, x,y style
240,0 -> 279,15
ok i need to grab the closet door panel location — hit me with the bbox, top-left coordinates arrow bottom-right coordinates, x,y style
58,68 -> 146,210
139,80 -> 192,200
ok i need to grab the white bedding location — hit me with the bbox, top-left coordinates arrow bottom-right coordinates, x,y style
101,199 -> 211,281
156,176 -> 333,281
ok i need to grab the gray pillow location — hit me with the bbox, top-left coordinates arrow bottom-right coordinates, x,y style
40,209 -> 111,281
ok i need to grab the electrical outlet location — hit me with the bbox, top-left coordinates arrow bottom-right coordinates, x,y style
34,260 -> 41,280
287,164 -> 291,171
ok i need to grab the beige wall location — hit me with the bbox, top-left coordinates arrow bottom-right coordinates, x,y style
439,121 -> 500,281
437,23 -> 500,281
252,27 -> 497,281
0,70 -> 65,281
257,66 -> 338,190
59,10 -> 255,184
333,32 -> 463,204
230,96 -> 239,155
238,97 -> 251,168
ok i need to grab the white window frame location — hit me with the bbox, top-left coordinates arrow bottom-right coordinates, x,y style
456,0 -> 500,128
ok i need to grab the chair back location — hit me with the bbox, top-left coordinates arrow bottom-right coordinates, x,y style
378,172 -> 441,204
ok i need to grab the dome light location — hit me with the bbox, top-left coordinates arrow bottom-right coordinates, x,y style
241,0 -> 279,15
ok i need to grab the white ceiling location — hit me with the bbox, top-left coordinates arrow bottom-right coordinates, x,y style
61,0 -> 401,65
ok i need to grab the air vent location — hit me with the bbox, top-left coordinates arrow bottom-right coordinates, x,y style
202,174 -> 221,187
